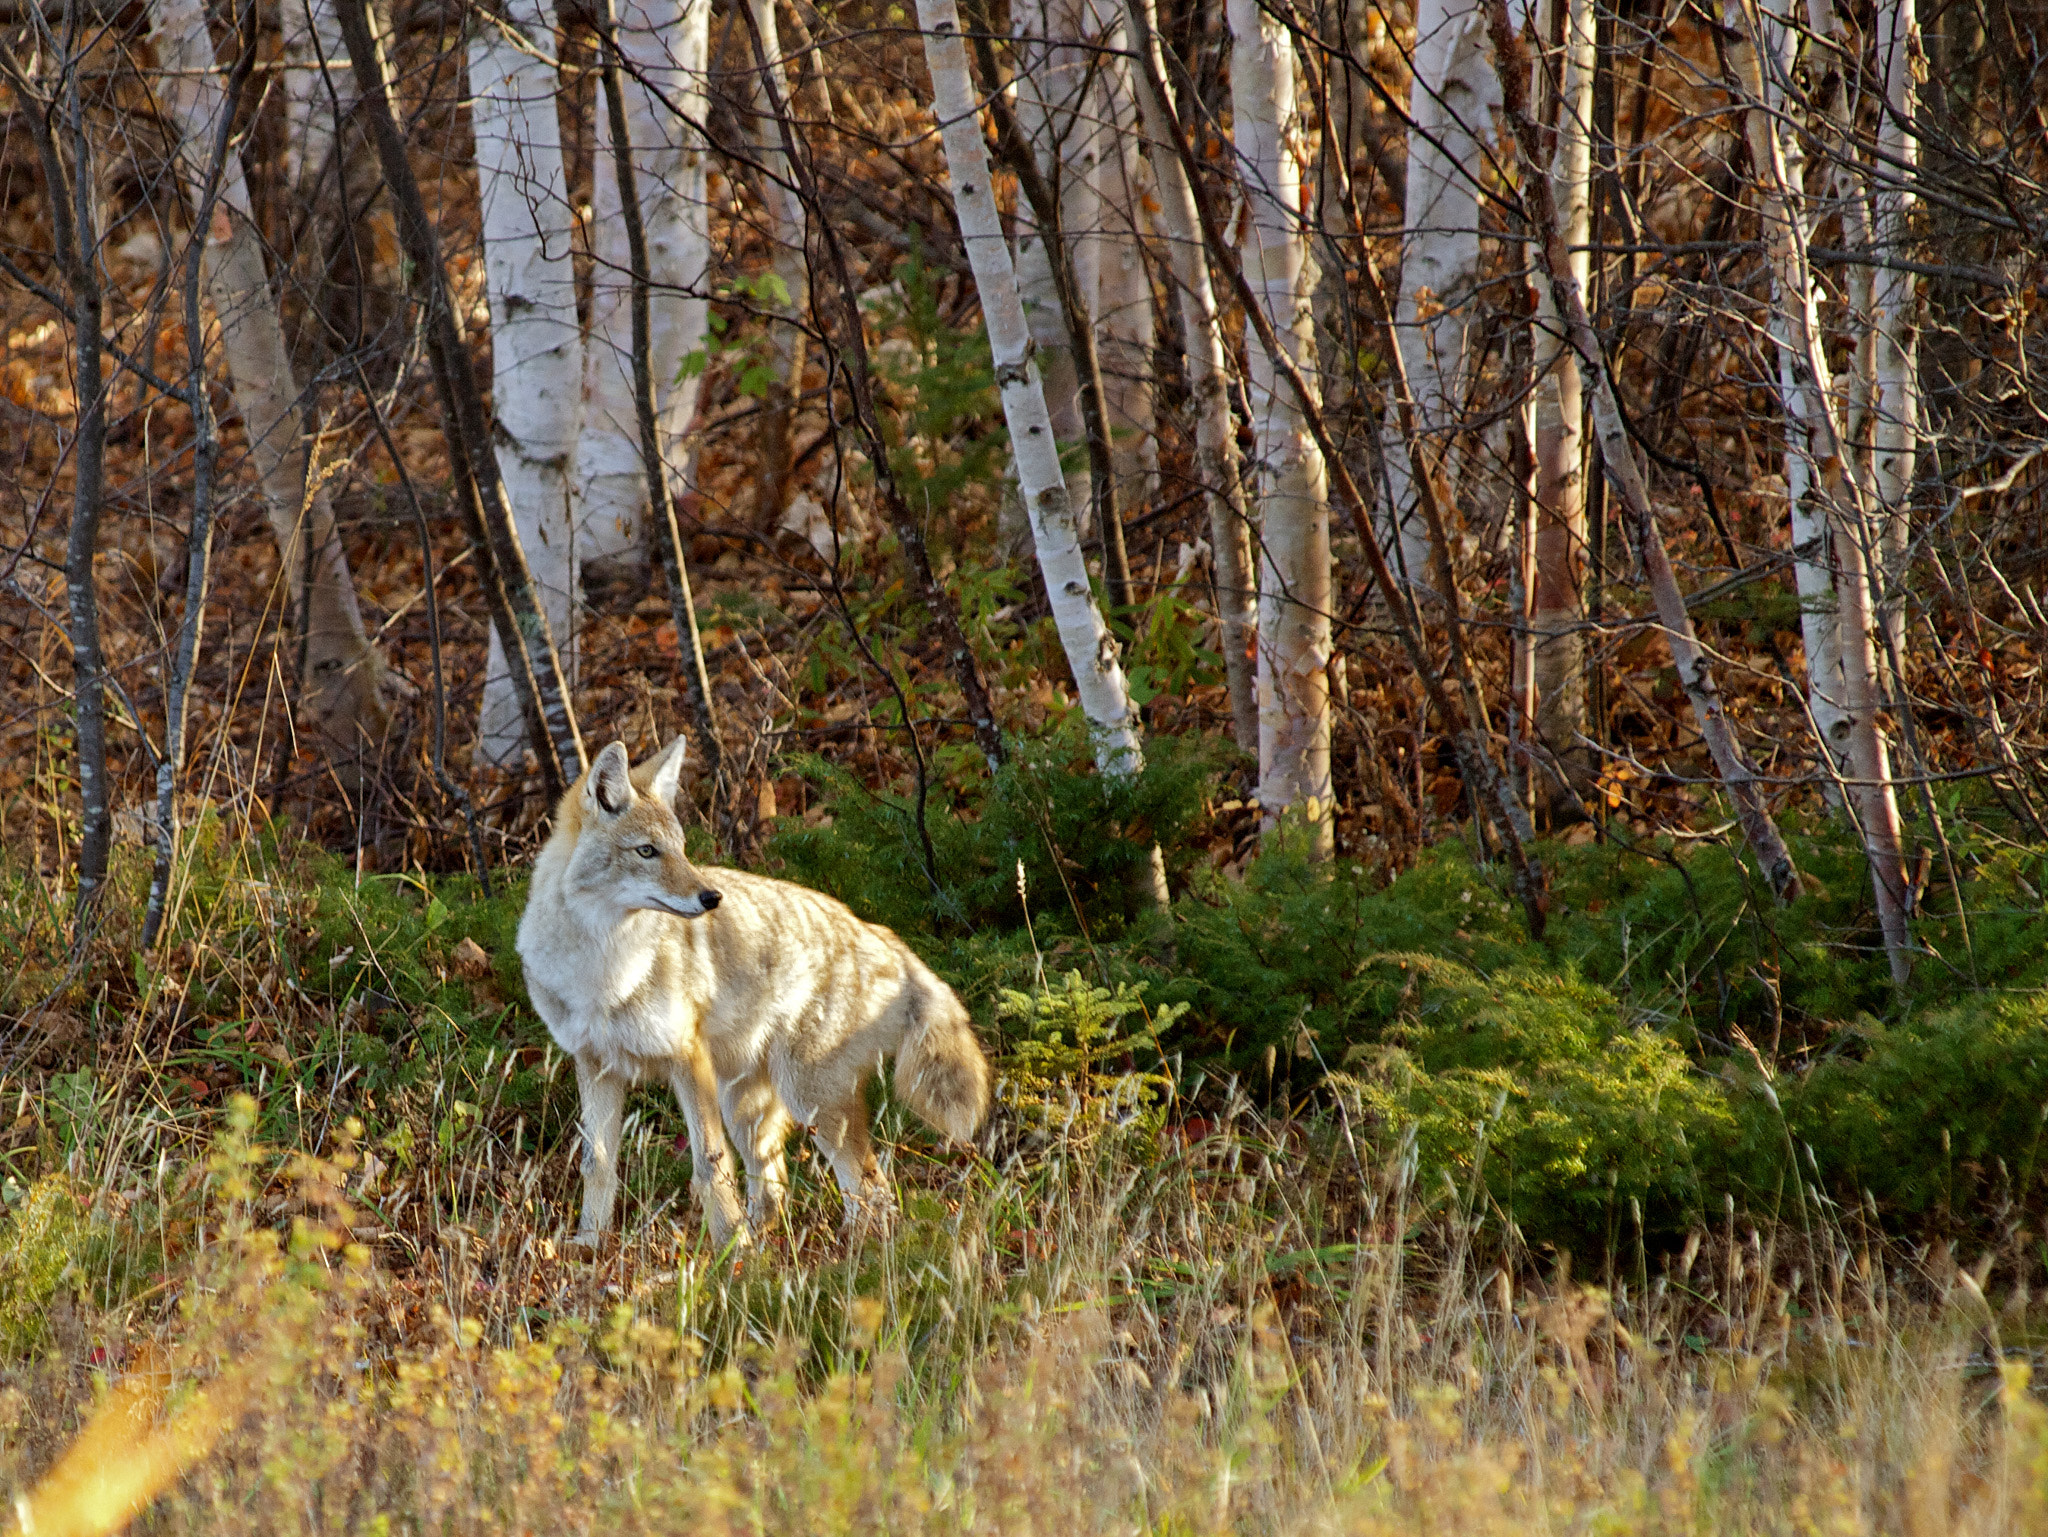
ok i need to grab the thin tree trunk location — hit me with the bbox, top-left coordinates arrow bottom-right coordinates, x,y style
742,0 -> 811,524
1126,0 -> 1256,747
965,9 -> 1134,610
1383,0 -> 1496,594
1723,10 -> 1851,784
1229,0 -> 1333,856
599,5 -> 725,814
1130,6 -> 1551,933
915,0 -> 1147,779
471,0 -> 585,767
58,43 -> 108,931
1724,0 -> 1909,976
1529,0 -> 1593,772
1084,0 -> 1157,514
335,0 -> 585,793
145,0 -> 253,950
1486,0 -> 1807,905
1871,0 -> 1919,668
150,0 -> 395,763
577,0 -> 711,589
1010,0 -> 1093,542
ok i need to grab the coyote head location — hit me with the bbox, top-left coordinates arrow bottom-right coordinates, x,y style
568,738 -> 723,919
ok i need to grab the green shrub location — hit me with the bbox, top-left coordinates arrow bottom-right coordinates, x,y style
1786,989 -> 2048,1217
1331,954 -> 1744,1236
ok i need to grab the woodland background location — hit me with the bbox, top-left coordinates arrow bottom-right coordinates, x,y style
2,0 -> 2048,1525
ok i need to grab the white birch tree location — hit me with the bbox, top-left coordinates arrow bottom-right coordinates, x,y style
1082,0 -> 1156,508
1728,0 -> 1912,981
1230,0 -> 1333,855
1010,0 -> 1097,528
149,0 -> 393,755
1383,0 -> 1497,593
913,0 -> 1147,781
1127,0 -> 1256,747
1528,0 -> 1592,763
471,0 -> 584,766
1870,0 -> 1920,662
577,0 -> 712,585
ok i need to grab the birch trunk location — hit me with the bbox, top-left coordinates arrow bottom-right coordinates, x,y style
1728,9 -> 1850,777
1528,0 -> 1592,766
1127,0 -> 1256,747
1010,0 -> 1096,532
914,0 -> 1147,779
336,0 -> 585,791
1484,0 -> 1808,904
150,0 -> 393,757
1084,0 -> 1156,510
1871,0 -> 1919,665
472,0 -> 585,766
743,0 -> 811,521
1230,0 -> 1333,856
578,0 -> 712,581
1728,0 -> 1911,978
1383,0 -> 1496,593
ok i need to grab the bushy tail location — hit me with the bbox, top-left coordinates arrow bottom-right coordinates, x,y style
896,977 -> 991,1144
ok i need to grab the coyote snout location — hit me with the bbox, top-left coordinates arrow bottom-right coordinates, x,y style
516,736 -> 991,1251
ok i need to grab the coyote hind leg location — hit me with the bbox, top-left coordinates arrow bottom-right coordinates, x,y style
720,1069 -> 797,1231
809,1093 -> 894,1234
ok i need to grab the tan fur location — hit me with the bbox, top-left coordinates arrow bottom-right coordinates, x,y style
516,737 -> 991,1247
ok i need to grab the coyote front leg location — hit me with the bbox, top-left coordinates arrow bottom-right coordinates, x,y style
572,1053 -> 627,1244
669,1048 -> 750,1249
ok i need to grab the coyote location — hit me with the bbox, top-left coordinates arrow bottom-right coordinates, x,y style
517,736 -> 990,1248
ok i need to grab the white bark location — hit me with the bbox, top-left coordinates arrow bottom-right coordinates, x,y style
1529,0 -> 1592,758
1127,0 -> 1256,747
1083,0 -> 1156,507
1383,0 -> 1497,593
1730,0 -> 1911,981
1011,0 -> 1096,526
472,0 -> 584,766
150,0 -> 391,751
1230,0 -> 1333,854
914,0 -> 1146,776
577,0 -> 712,574
1871,0 -> 1919,661
1730,6 -> 1850,771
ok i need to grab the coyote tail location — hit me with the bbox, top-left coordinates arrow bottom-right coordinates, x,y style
896,984 -> 991,1144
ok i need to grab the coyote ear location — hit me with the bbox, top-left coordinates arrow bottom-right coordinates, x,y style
647,734 -> 689,805
585,742 -> 634,817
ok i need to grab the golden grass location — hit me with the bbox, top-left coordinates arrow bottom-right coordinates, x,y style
3,1075 -> 2045,1536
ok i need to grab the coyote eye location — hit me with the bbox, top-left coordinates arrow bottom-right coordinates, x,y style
636,844 -> 659,859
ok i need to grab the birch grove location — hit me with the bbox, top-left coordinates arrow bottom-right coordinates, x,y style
11,0 -> 2045,974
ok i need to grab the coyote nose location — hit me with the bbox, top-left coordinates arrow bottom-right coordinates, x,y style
699,889 -> 722,911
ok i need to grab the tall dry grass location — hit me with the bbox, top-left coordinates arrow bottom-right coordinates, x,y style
3,1062 -> 2044,1536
